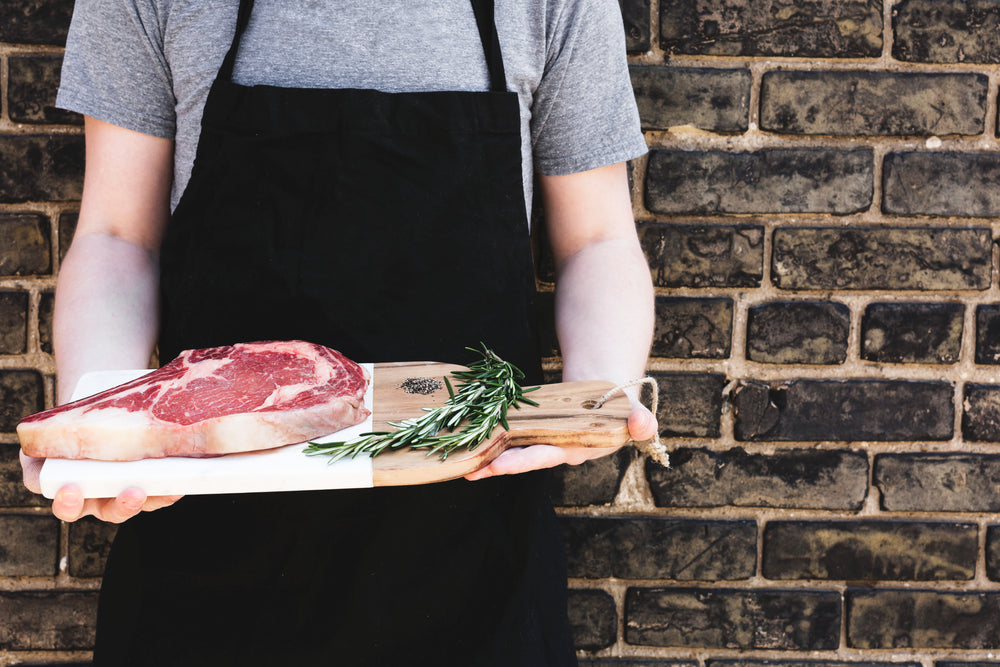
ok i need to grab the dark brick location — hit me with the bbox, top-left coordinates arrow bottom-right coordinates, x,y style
763,520 -> 977,581
39,290 -> 55,355
976,305 -> 1000,364
862,302 -> 964,364
630,66 -> 750,132
652,373 -> 725,438
626,587 -> 841,649
733,379 -> 953,442
0,213 -> 51,276
653,297 -> 732,359
937,663 -> 1000,667
760,71 -> 987,136
8,55 -> 82,125
0,514 -> 59,576
562,516 -> 756,580
848,589 -> 1000,648
548,447 -> 633,507
0,0 -> 74,44
0,591 -> 98,650
875,453 -> 1000,512
987,525 -> 1000,581
772,227 -> 992,291
58,211 -> 79,264
747,301 -> 849,365
0,370 -> 44,432
0,291 -> 29,355
962,384 -> 1000,442
535,290 -> 558,357
68,518 -> 118,578
638,223 -> 763,288
885,152 -> 1000,216
646,149 -> 873,215
0,445 -> 47,507
620,0 -> 651,52
569,589 -> 617,651
0,135 -> 84,203
647,447 -> 869,510
660,0 -> 882,57
894,0 -> 1000,63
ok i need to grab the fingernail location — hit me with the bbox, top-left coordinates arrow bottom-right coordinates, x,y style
122,495 -> 143,511
60,490 -> 80,506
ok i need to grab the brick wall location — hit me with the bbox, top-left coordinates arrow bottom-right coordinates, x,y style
3,0 -> 1000,664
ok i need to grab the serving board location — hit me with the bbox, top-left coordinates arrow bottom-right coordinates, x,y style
38,361 -> 632,498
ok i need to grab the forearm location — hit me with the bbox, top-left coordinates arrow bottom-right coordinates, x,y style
54,232 -> 160,403
554,236 -> 654,385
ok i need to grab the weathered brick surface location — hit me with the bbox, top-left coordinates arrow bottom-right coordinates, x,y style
0,136 -> 84,203
894,0 -> 1000,63
0,447 -> 47,508
68,519 -> 117,578
631,66 -> 750,132
58,211 -> 79,264
762,520 -> 977,581
0,0 -> 73,44
962,384 -> 1000,442
562,516 -> 756,580
638,223 -> 763,288
581,660 -> 697,667
568,589 -> 618,651
0,370 -> 44,433
976,305 -> 1000,364
645,149 -> 873,215
0,591 -> 98,650
733,379 -> 954,442
862,302 -> 964,364
39,290 -> 55,355
848,589 -> 1000,649
647,448 -> 869,510
712,662 -> 919,667
0,291 -> 29,355
760,71 -> 987,136
620,0 -> 651,52
548,448 -> 633,507
772,227 -> 992,291
875,454 -> 1000,512
8,55 -> 82,125
652,373 -> 725,438
0,213 -> 52,277
884,152 -> 1000,216
986,525 -> 1000,581
660,0 -> 882,57
626,587 -> 841,649
747,301 -> 849,365
0,514 -> 59,576
653,297 -> 732,359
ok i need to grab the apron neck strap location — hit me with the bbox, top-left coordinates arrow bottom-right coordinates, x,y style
217,0 -> 508,93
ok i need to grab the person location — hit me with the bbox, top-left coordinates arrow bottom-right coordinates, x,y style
20,0 -> 657,664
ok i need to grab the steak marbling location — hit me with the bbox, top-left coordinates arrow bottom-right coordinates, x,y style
18,340 -> 370,461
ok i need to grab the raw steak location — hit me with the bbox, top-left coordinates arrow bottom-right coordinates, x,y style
18,340 -> 370,461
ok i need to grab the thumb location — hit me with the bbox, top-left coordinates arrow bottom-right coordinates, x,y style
19,449 -> 43,495
627,405 -> 658,442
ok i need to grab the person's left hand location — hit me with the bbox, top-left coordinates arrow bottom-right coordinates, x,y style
465,403 -> 658,481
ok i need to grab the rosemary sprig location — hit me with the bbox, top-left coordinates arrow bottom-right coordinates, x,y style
303,344 -> 539,462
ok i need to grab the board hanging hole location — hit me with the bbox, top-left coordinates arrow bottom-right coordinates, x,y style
581,399 -> 600,409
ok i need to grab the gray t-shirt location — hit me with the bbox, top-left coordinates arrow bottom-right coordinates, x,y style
57,0 -> 647,213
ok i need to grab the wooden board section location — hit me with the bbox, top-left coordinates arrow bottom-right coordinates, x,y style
366,361 -> 632,485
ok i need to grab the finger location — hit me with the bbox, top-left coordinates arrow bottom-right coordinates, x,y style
94,487 -> 148,524
51,484 -> 87,522
141,494 -> 184,512
627,405 -> 658,442
19,449 -> 43,494
466,445 -> 568,481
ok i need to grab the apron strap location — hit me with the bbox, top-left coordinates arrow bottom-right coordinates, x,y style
470,0 -> 509,93
218,0 -> 255,82
217,0 -> 507,93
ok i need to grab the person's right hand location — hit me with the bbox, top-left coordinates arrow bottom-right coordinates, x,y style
20,449 -> 182,523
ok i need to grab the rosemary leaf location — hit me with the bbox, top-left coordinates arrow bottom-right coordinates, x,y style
303,344 -> 538,462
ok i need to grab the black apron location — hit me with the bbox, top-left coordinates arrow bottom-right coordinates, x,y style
92,1 -> 576,665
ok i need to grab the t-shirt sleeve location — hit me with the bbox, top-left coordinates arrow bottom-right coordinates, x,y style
531,0 -> 648,176
56,0 -> 176,139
